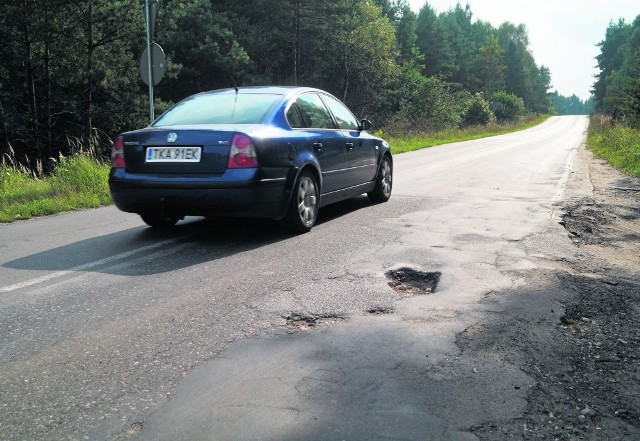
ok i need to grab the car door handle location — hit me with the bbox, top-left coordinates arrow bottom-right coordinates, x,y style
313,142 -> 323,152
346,142 -> 354,150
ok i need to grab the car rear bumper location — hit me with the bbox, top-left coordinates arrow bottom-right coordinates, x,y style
109,168 -> 290,219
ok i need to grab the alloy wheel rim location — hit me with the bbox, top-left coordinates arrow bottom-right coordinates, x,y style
297,177 -> 317,226
381,160 -> 392,197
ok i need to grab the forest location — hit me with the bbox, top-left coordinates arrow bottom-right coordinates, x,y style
592,15 -> 640,126
550,93 -> 594,116
0,0 -> 559,173
587,14 -> 640,179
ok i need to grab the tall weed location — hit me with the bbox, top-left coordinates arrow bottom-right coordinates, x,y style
587,115 -> 640,177
1,151 -> 110,222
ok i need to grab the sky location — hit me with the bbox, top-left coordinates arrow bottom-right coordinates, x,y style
407,0 -> 639,101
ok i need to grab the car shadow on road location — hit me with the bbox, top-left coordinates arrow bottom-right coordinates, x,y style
3,196 -> 377,277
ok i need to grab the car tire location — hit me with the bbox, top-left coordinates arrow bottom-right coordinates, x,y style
140,213 -> 179,228
368,155 -> 392,203
286,170 -> 319,233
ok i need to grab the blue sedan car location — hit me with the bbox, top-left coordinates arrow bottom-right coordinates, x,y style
109,86 -> 393,232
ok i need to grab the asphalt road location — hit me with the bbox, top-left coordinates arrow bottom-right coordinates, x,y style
0,116 -> 590,440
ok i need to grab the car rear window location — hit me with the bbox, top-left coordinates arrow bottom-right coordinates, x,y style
153,93 -> 281,126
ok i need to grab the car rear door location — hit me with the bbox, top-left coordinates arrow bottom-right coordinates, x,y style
288,93 -> 348,194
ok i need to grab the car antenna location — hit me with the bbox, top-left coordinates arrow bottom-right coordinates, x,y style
229,76 -> 239,120
229,76 -> 239,94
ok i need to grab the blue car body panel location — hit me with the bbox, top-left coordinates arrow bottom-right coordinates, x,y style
109,86 -> 391,222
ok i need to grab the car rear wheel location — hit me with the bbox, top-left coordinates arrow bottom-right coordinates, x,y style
286,170 -> 319,233
140,213 -> 179,228
368,155 -> 392,203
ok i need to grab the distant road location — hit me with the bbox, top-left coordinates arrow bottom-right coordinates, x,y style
0,116 -> 589,440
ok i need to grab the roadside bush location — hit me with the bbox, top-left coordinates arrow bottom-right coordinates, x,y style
463,94 -> 496,127
396,77 -> 465,132
384,75 -> 471,136
491,91 -> 525,122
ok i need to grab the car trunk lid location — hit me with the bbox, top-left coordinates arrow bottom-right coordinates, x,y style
123,128 -> 234,174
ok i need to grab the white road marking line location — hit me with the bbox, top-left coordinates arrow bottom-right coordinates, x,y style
0,238 -> 182,293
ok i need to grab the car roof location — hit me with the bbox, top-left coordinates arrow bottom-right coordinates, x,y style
195,86 -> 324,100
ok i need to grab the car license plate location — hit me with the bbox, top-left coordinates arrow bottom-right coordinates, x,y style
146,146 -> 201,162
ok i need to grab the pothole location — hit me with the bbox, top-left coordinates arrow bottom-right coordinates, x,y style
284,312 -> 345,331
114,421 -> 143,440
126,422 -> 143,436
367,306 -> 394,315
385,267 -> 441,295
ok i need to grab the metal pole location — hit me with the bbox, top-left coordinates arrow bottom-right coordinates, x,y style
145,0 -> 154,123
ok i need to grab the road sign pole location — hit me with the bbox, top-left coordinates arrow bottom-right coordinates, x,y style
145,0 -> 154,123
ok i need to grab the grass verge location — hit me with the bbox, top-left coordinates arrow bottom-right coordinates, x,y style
586,115 -> 640,178
386,114 -> 550,154
0,154 -> 111,222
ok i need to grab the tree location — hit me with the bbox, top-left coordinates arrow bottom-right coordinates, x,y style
158,0 -> 250,102
497,22 -> 550,113
593,16 -> 640,123
439,3 -> 476,87
504,41 -> 527,102
0,0 -> 563,173
59,0 -> 142,146
416,3 -> 455,78
373,0 -> 419,64
215,0 -> 399,121
478,35 -> 505,94
325,0 -> 399,118
550,92 -> 593,115
593,19 -> 632,115
0,0 -> 48,162
0,0 -> 143,165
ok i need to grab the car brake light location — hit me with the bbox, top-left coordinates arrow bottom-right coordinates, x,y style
227,134 -> 258,168
111,135 -> 125,168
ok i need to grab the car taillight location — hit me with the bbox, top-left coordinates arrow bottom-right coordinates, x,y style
111,135 -> 125,168
227,134 -> 258,169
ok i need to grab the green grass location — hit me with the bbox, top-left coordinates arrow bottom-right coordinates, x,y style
386,114 -> 550,154
0,154 -> 111,222
587,116 -> 640,178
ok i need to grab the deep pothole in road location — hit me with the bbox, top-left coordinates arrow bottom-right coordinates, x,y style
367,306 -> 394,315
284,312 -> 345,331
385,267 -> 442,295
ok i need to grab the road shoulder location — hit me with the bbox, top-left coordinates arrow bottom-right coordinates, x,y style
468,146 -> 640,439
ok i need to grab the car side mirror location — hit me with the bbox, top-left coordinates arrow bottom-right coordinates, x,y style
359,119 -> 372,131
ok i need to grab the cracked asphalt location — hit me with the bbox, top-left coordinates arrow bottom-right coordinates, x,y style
3,116 -> 635,441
